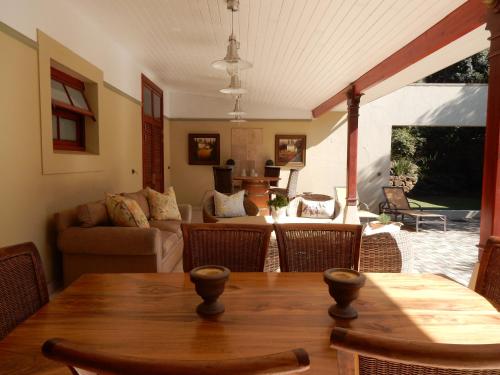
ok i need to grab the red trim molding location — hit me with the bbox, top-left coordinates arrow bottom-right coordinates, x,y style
478,1 -> 500,257
312,0 -> 487,118
346,85 -> 363,206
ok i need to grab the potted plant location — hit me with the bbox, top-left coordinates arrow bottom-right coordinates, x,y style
365,213 -> 403,235
268,195 -> 288,220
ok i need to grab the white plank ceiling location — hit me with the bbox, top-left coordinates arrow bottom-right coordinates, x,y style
67,0 -> 468,112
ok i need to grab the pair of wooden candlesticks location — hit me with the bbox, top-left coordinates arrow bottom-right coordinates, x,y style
190,266 -> 366,319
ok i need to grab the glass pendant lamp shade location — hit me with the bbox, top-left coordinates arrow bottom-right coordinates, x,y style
228,96 -> 246,116
211,34 -> 253,74
220,75 -> 247,95
230,114 -> 247,123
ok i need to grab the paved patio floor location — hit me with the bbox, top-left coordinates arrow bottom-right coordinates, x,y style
403,219 -> 479,286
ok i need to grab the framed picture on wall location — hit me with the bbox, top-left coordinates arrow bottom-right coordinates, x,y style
188,133 -> 220,165
275,135 -> 306,167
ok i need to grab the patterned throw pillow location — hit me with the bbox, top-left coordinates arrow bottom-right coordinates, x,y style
105,194 -> 150,228
300,199 -> 335,219
146,187 -> 182,221
214,190 -> 246,218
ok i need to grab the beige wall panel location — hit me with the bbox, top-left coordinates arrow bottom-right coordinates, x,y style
169,112 -> 347,206
0,29 -> 142,286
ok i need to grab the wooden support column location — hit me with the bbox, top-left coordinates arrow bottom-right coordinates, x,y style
343,85 -> 363,224
478,1 -> 500,258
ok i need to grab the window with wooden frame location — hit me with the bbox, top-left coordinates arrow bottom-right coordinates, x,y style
50,67 -> 95,151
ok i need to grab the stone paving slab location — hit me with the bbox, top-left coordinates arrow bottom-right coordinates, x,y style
402,219 -> 479,286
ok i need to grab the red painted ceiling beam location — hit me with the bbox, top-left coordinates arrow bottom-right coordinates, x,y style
312,0 -> 487,118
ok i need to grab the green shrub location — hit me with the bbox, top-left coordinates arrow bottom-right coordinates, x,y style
391,127 -> 424,160
378,213 -> 391,225
392,158 -> 418,176
268,195 -> 288,209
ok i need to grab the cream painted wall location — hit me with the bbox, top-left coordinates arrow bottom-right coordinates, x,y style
0,29 -> 144,286
169,112 -> 347,206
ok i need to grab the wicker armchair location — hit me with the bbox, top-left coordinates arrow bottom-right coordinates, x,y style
0,242 -> 49,340
476,236 -> 500,309
273,224 -> 363,272
331,327 -> 500,374
181,223 -> 273,272
360,231 -> 414,273
42,338 -> 310,375
202,190 -> 259,223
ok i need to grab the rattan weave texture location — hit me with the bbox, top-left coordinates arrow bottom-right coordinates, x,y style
360,231 -> 414,273
182,224 -> 273,272
0,242 -> 48,340
274,224 -> 362,272
359,356 -> 500,375
476,237 -> 500,309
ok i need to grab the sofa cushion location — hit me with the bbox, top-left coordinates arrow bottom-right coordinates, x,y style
149,220 -> 182,238
77,201 -> 110,228
105,194 -> 150,228
286,197 -> 302,217
147,187 -> 182,221
214,190 -> 246,217
122,190 -> 150,219
300,198 -> 336,219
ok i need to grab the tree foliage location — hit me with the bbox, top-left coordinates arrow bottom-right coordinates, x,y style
422,49 -> 489,83
391,126 -> 485,195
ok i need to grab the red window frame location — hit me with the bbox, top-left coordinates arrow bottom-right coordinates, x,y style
52,108 -> 86,151
50,67 -> 94,151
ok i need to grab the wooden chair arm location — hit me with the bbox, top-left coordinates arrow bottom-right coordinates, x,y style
42,338 -> 310,375
330,327 -> 500,370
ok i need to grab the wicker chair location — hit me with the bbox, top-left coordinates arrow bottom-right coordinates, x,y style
0,242 -> 49,340
331,327 -> 500,374
264,166 -> 281,187
475,236 -> 500,309
181,223 -> 273,272
42,338 -> 310,375
360,231 -> 414,273
269,169 -> 299,200
274,224 -> 363,272
202,190 -> 259,223
213,166 -> 234,194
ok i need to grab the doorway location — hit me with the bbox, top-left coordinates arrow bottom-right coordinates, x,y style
141,74 -> 164,192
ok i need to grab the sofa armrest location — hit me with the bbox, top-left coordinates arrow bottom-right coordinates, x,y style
58,227 -> 161,256
178,204 -> 192,223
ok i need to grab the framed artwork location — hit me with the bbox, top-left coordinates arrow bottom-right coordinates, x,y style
188,133 -> 220,165
275,134 -> 306,167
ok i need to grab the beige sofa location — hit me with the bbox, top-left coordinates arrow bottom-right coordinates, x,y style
55,189 -> 192,286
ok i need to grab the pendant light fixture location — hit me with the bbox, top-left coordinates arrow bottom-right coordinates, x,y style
230,114 -> 247,123
220,75 -> 247,95
211,0 -> 252,76
228,95 -> 246,116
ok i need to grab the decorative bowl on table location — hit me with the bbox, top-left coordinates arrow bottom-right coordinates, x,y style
323,268 -> 366,319
190,265 -> 230,316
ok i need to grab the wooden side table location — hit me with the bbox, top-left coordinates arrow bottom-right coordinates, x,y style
233,176 -> 279,215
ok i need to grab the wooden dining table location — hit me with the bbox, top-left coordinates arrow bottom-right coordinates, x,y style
0,273 -> 499,374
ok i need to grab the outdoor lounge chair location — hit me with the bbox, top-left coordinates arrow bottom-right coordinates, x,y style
379,186 -> 447,232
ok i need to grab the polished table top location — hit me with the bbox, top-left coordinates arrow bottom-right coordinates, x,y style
0,273 -> 499,374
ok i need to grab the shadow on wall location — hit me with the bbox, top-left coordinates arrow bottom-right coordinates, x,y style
414,85 -> 487,126
358,155 -> 390,212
